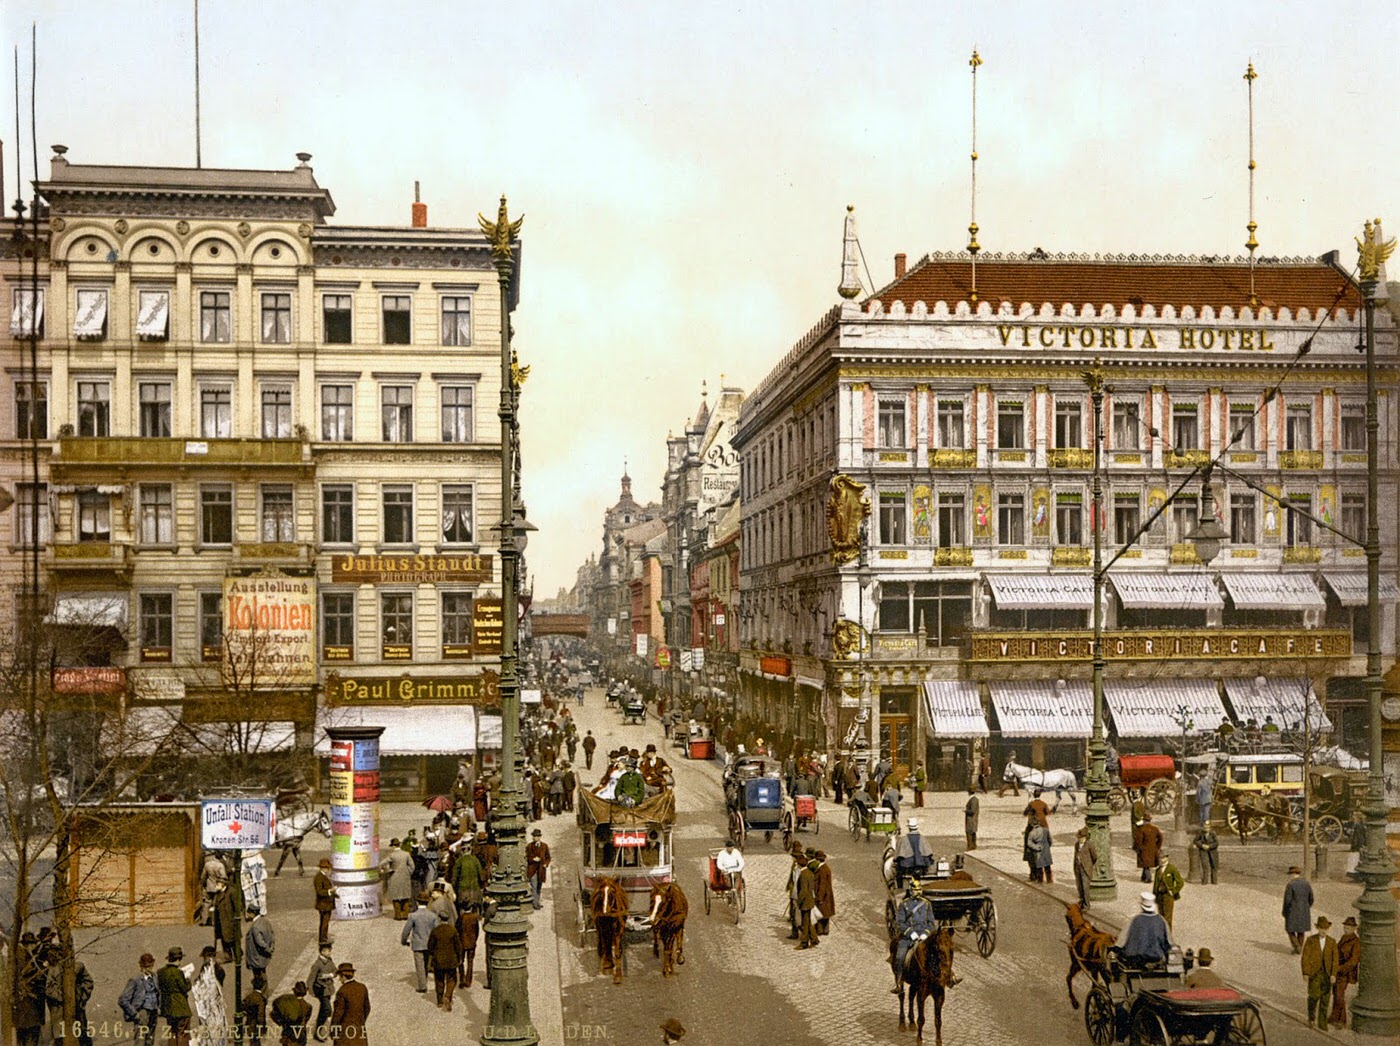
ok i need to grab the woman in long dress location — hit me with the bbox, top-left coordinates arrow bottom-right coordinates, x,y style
191,948 -> 227,1046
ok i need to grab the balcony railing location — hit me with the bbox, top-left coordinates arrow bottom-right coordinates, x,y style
56,437 -> 308,469
234,541 -> 314,566
50,541 -> 132,573
1279,450 -> 1323,470
1048,448 -> 1093,469
931,449 -> 976,468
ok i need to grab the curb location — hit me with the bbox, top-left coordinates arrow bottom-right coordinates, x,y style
962,852 -> 1330,1038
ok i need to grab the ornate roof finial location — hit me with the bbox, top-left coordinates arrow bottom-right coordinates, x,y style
1357,217 -> 1396,283
1244,62 -> 1260,306
838,205 -> 863,299
477,194 -> 523,263
968,48 -> 984,303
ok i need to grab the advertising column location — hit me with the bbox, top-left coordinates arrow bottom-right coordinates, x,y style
326,725 -> 385,920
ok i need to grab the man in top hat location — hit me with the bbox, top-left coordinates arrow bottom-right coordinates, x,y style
1185,948 -> 1224,988
329,964 -> 369,1043
659,1017 -> 686,1043
1330,915 -> 1360,1027
157,947 -> 192,1046
894,818 -> 932,887
795,854 -> 819,949
582,729 -> 597,770
526,828 -> 551,911
964,787 -> 979,851
1301,915 -> 1338,1030
1117,892 -> 1173,967
313,859 -> 336,944
1282,865 -> 1313,953
1073,826 -> 1098,910
813,850 -> 835,936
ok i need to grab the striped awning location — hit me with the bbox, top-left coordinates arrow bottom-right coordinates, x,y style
1320,572 -> 1400,607
1223,677 -> 1333,732
1103,679 -> 1226,737
1220,573 -> 1325,611
985,574 -> 1094,610
1110,572 -> 1223,609
923,681 -> 989,738
988,680 -> 1093,738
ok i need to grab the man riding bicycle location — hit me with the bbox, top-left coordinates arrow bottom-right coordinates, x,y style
715,839 -> 745,890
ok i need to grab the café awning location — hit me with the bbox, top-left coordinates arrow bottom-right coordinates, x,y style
45,592 -> 128,628
1320,572 -> 1400,607
985,574 -> 1093,610
314,705 -> 478,756
1103,679 -> 1227,737
72,292 -> 108,338
1223,677 -> 1333,732
1220,573 -> 1325,611
923,681 -> 989,738
988,680 -> 1093,738
1109,572 -> 1223,609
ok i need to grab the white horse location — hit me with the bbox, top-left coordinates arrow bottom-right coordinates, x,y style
271,809 -> 331,876
1004,761 -> 1080,811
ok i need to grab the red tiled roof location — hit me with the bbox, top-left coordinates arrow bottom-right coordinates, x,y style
868,253 -> 1360,314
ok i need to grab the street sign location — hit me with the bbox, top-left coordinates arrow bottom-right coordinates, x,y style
691,647 -> 705,670
200,798 -> 275,850
522,688 -> 542,705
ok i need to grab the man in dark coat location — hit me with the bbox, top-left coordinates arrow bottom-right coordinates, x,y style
213,882 -> 243,963
241,985 -> 268,1046
795,858 -> 819,949
525,829 -> 551,911
1023,790 -> 1051,829
426,909 -> 463,1011
118,952 -> 160,1046
306,941 -> 337,1040
1282,865 -> 1313,953
1301,916 -> 1338,1030
157,947 -> 192,1046
457,903 -> 481,987
1193,825 -> 1219,885
582,730 -> 597,770
329,964 -> 369,1043
1330,915 -> 1360,1027
831,757 -> 846,805
964,788 -> 979,851
313,859 -> 336,944
245,903 -> 276,991
269,982 -> 312,1046
450,846 -> 484,909
46,945 -> 94,1046
13,933 -> 47,1046
1073,827 -> 1098,909
813,850 -> 835,936
1134,814 -> 1163,883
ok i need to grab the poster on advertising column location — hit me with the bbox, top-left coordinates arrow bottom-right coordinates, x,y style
327,728 -> 383,920
222,572 -> 317,688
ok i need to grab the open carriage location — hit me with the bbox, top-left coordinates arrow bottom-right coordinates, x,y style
723,754 -> 784,848
882,850 -> 997,958
574,788 -> 676,954
1082,948 -> 1265,1046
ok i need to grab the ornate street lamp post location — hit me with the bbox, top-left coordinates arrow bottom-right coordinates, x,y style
478,196 -> 538,1046
1352,219 -> 1399,1037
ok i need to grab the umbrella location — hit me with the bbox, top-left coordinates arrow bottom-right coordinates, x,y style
421,794 -> 454,813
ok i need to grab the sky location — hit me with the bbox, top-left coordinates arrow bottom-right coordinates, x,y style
3,1 -> 1398,596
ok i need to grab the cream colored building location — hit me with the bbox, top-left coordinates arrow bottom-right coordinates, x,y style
2,150 -> 512,797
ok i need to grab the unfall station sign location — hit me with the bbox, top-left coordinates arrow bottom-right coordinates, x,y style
200,798 -> 275,850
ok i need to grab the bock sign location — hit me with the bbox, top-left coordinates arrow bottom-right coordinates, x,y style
223,574 -> 317,687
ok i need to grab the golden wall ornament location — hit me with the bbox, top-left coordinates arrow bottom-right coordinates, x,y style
972,483 -> 993,539
1356,217 -> 1395,282
1031,488 -> 1050,538
912,484 -> 932,542
831,618 -> 867,660
826,474 -> 870,564
478,194 -> 523,263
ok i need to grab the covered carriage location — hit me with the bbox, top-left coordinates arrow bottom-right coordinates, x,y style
574,788 -> 676,948
723,754 -> 784,847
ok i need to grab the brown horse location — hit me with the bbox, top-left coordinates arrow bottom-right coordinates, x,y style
591,876 -> 629,985
648,881 -> 688,976
890,926 -> 955,1045
1064,902 -> 1115,1009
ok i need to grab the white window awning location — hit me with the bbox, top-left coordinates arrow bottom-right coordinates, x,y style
72,291 -> 108,339
796,675 -> 825,691
136,291 -> 170,339
924,681 -> 989,738
314,705 -> 478,757
45,591 -> 128,628
1103,679 -> 1227,737
1220,573 -> 1325,611
988,680 -> 1093,738
10,287 -> 43,337
1224,677 -> 1333,732
986,574 -> 1093,610
99,706 -> 184,757
1110,572 -> 1223,609
185,721 -> 297,754
1321,572 -> 1400,607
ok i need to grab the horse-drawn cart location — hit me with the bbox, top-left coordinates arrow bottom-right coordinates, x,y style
781,794 -> 819,849
575,789 -> 676,954
848,797 -> 900,843
723,754 -> 784,848
1108,754 -> 1176,816
882,853 -> 997,958
1082,950 -> 1265,1045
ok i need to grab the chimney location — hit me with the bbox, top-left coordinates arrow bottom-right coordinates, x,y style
411,181 -> 427,228
894,252 -> 907,279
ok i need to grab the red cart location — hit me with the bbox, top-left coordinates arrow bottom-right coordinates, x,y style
1110,754 -> 1176,815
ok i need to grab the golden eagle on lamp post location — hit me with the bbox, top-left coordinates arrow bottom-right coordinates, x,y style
478,195 -> 523,263
1356,217 -> 1395,282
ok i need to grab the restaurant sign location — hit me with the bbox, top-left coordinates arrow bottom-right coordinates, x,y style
325,670 -> 501,706
331,553 -> 492,584
472,599 -> 503,656
52,667 -> 126,696
969,629 -> 1352,664
759,655 -> 792,677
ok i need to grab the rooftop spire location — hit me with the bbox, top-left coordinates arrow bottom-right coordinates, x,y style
838,205 -> 862,299
1244,61 -> 1259,306
967,48 -> 984,303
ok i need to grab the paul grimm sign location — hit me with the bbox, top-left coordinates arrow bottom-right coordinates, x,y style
968,629 -> 1352,663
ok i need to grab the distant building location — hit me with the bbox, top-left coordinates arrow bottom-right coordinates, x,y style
733,232 -> 1398,784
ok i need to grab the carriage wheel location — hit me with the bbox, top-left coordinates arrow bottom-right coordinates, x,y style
764,830 -> 774,844
813,812 -> 820,836
1313,814 -> 1344,845
848,806 -> 861,841
730,810 -> 745,849
1225,1003 -> 1266,1046
1108,787 -> 1128,814
1127,1007 -> 1169,1046
781,810 -> 795,851
1084,985 -> 1116,1046
974,898 -> 997,958
703,881 -> 711,915
1145,779 -> 1176,815
735,878 -> 746,916
1226,805 -> 1265,837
